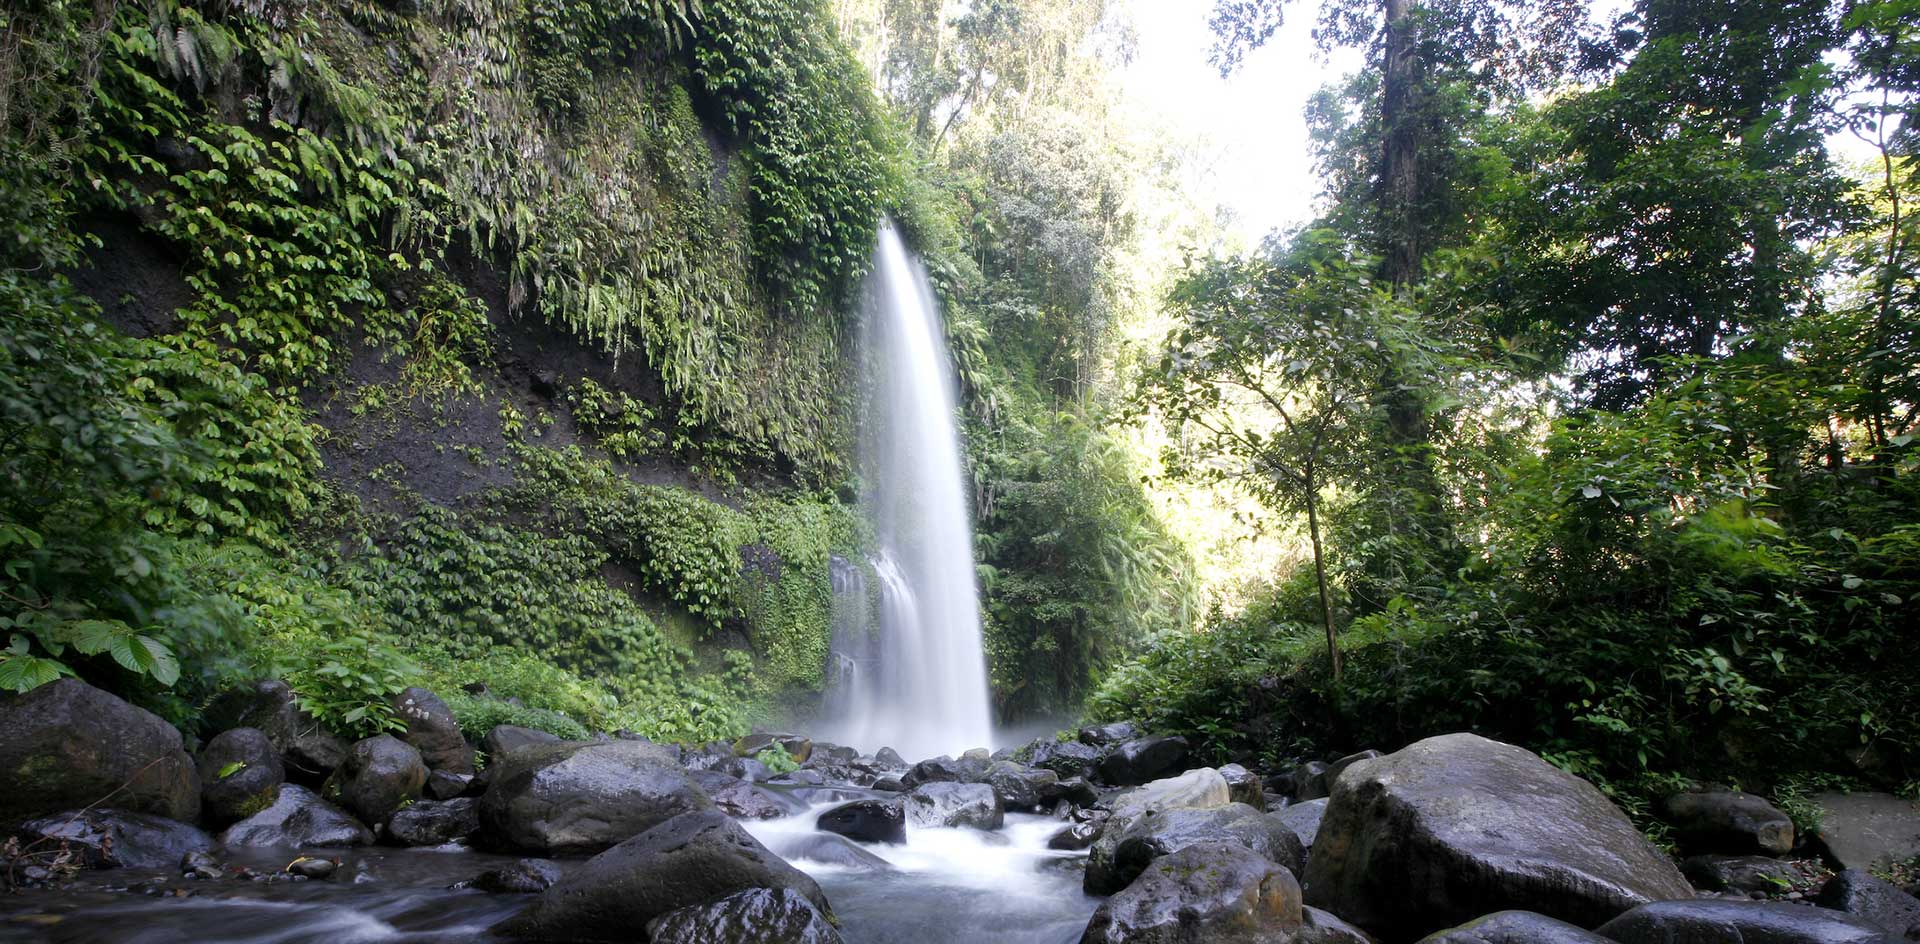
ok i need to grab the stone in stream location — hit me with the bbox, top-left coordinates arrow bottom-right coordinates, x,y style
473,858 -> 563,893
903,754 -> 987,788
203,679 -> 350,786
1661,789 -> 1796,856
1680,854 -> 1819,895
1098,736 -> 1190,787
479,739 -> 713,855
0,678 -> 200,824
181,850 -> 222,880
286,856 -> 337,879
1274,797 -> 1328,851
1219,763 -> 1267,811
647,887 -> 844,944
905,782 -> 1004,830
484,725 -> 562,761
14,809 -> 213,869
1049,821 -> 1103,851
873,747 -> 907,768
1044,777 -> 1101,809
392,687 -> 475,775
333,734 -> 428,825
1079,722 -> 1141,746
1030,739 -> 1105,780
197,726 -> 285,826
1087,801 -> 1305,895
816,797 -> 906,844
725,756 -> 774,783
1080,840 -> 1302,944
770,833 -> 896,872
1303,733 -> 1692,940
1815,870 -> 1920,940
1813,793 -> 1920,871
493,810 -> 830,941
386,797 -> 481,846
984,760 -> 1060,812
1595,899 -> 1891,944
1417,911 -> 1613,944
803,743 -> 859,769
871,776 -> 908,793
218,783 -> 375,848
688,770 -> 801,821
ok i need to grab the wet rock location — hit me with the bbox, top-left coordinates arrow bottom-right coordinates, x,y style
1813,793 -> 1920,871
426,770 -> 475,801
1417,911 -> 1612,944
873,747 -> 906,768
473,858 -> 563,894
1325,750 -> 1381,787
203,680 -> 349,785
1044,777 -> 1101,809
984,761 -> 1059,812
218,783 -> 374,848
1595,899 -> 1889,944
181,850 -> 222,880
14,809 -> 212,869
1079,723 -> 1141,746
286,856 -> 337,879
1219,764 -> 1266,811
646,887 -> 844,944
386,797 -> 480,846
1049,822 -> 1102,851
769,833 -> 896,872
0,678 -> 199,823
1680,854 -> 1817,895
494,810 -> 829,940
816,798 -> 905,844
770,769 -> 827,786
905,782 -> 1004,830
1098,737 -> 1190,787
1662,790 -> 1796,857
1299,906 -> 1377,944
479,740 -> 713,855
1088,802 -> 1304,895
1030,740 -> 1104,780
197,727 -> 284,826
1081,840 -> 1302,944
871,776 -> 907,792
1303,733 -> 1692,940
902,755 -> 978,788
334,735 -> 427,825
731,733 -> 811,764
392,688 -> 474,775
1294,761 -> 1333,802
724,756 -> 773,783
1815,869 -> 1920,940
688,770 -> 800,821
484,725 -> 562,761
1275,798 -> 1327,850
804,743 -> 859,769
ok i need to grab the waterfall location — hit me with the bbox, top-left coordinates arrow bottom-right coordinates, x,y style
824,221 -> 993,759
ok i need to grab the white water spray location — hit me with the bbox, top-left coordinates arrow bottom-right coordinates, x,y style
823,222 -> 993,759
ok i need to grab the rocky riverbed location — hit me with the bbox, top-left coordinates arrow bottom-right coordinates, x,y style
5,678 -> 1920,943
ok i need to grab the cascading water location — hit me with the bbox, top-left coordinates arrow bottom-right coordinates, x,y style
824,222 -> 993,760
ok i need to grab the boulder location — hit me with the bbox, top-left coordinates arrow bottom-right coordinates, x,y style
1087,802 -> 1304,895
393,687 -> 474,774
1680,854 -> 1817,895
1045,777 -> 1102,809
724,756 -> 773,783
687,770 -> 799,821
1418,911 -> 1613,944
804,743 -> 859,769
473,858 -> 563,894
873,747 -> 906,768
1303,733 -> 1691,940
334,735 -> 427,825
1050,822 -> 1103,851
197,727 -> 285,826
493,811 -> 829,941
0,678 -> 199,823
485,725 -> 562,760
14,809 -> 212,869
1300,907 -> 1377,944
768,833 -> 895,872
1275,798 -> 1328,850
905,782 -> 1003,830
1814,793 -> 1920,871
1080,723 -> 1142,746
816,798 -> 906,844
1219,764 -> 1266,811
646,887 -> 844,944
903,755 -> 984,788
181,850 -> 221,880
1294,761 -> 1333,803
1098,737 -> 1189,787
1325,750 -> 1381,786
871,776 -> 907,793
386,797 -> 480,846
1662,790 -> 1795,856
1595,899 -> 1890,944
427,770 -> 475,801
1109,767 -> 1233,815
1080,841 -> 1303,944
218,783 -> 374,847
479,740 -> 714,855
204,679 -> 348,785
1815,870 -> 1920,940
985,761 -> 1060,812
1031,740 -> 1105,780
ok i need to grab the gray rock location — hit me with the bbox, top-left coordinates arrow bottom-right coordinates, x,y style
1045,777 -> 1101,809
493,811 -> 829,940
1814,793 -> 1920,871
426,770 -> 474,801
1294,761 -> 1333,803
393,687 -> 474,774
1031,740 -> 1105,780
1681,854 -> 1817,895
1108,768 -> 1232,816
1098,737 -> 1190,787
646,887 -> 844,944
724,756 -> 773,783
198,727 -> 285,826
1418,911 -> 1612,944
1080,840 -> 1303,944
219,783 -> 373,848
905,782 -> 1003,830
1275,798 -> 1328,850
484,725 -> 562,760
473,858 -> 562,894
181,850 -> 221,880
816,798 -> 905,844
1087,802 -> 1304,895
1325,751 -> 1381,787
334,735 -> 427,825
985,761 -> 1060,812
1219,764 -> 1266,811
1815,869 -> 1920,940
872,776 -> 907,792
1050,822 -> 1103,851
1596,899 -> 1891,944
768,833 -> 895,872
903,755 -> 984,788
805,743 -> 859,769
687,770 -> 800,821
479,740 -> 713,855
204,680 -> 348,785
0,678 -> 199,823
1300,906 -> 1377,944
287,856 -> 337,879
1080,723 -> 1142,746
1663,790 -> 1796,856
14,809 -> 212,869
386,797 -> 480,846
873,747 -> 906,768
1303,733 -> 1692,940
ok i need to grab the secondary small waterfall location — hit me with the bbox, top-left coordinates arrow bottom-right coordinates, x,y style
824,222 -> 993,759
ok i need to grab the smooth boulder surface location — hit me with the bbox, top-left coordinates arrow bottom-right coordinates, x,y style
647,888 -> 845,944
1219,764 -> 1267,811
485,725 -> 563,760
14,809 -> 212,869
335,734 -> 428,825
480,740 -> 714,855
1080,840 -> 1303,944
1303,733 -> 1691,940
1595,899 -> 1891,944
197,726 -> 285,826
985,761 -> 1060,812
688,770 -> 801,821
905,782 -> 1004,830
218,783 -> 374,847
1417,911 -> 1612,944
1299,907 -> 1377,944
387,797 -> 481,846
1084,768 -> 1234,889
1098,737 -> 1190,787
817,797 -> 906,844
393,687 -> 475,774
494,811 -> 829,942
1275,798 -> 1328,850
1814,793 -> 1920,871
1815,870 -> 1920,940
1662,790 -> 1795,856
1088,802 -> 1305,895
203,680 -> 349,784
1031,740 -> 1105,780
0,678 -> 200,823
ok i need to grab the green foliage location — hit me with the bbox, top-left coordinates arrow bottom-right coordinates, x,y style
440,691 -> 590,743
754,745 -> 801,774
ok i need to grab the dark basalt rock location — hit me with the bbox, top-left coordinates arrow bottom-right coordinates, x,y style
479,740 -> 713,855
0,678 -> 200,824
1079,722 -> 1141,746
1681,854 -> 1819,895
1044,777 -> 1101,809
804,743 -> 859,768
198,727 -> 285,826
392,687 -> 474,775
1080,840 -> 1302,944
1097,737 -> 1190,787
1087,802 -> 1304,895
871,776 -> 908,793
386,797 -> 480,846
1219,763 -> 1266,811
14,809 -> 212,869
334,734 -> 427,826
493,811 -> 829,941
287,856 -> 337,879
1417,911 -> 1612,944
1596,899 -> 1890,944
1274,798 -> 1328,851
204,680 -> 349,785
426,770 -> 475,801
1300,906 -> 1378,944
473,859 -> 563,894
687,770 -> 801,821
1815,870 -> 1920,940
1293,761 -> 1333,803
1030,740 -> 1104,780
1303,733 -> 1692,940
905,782 -> 1004,830
903,755 -> 987,788
484,725 -> 562,761
219,783 -> 374,848
984,761 -> 1060,812
1049,821 -> 1102,851
724,756 -> 773,783
768,833 -> 896,872
1662,790 -> 1796,857
646,887 -> 845,944
816,798 -> 906,844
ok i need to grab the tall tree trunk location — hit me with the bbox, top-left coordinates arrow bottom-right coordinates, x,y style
1306,484 -> 1341,681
